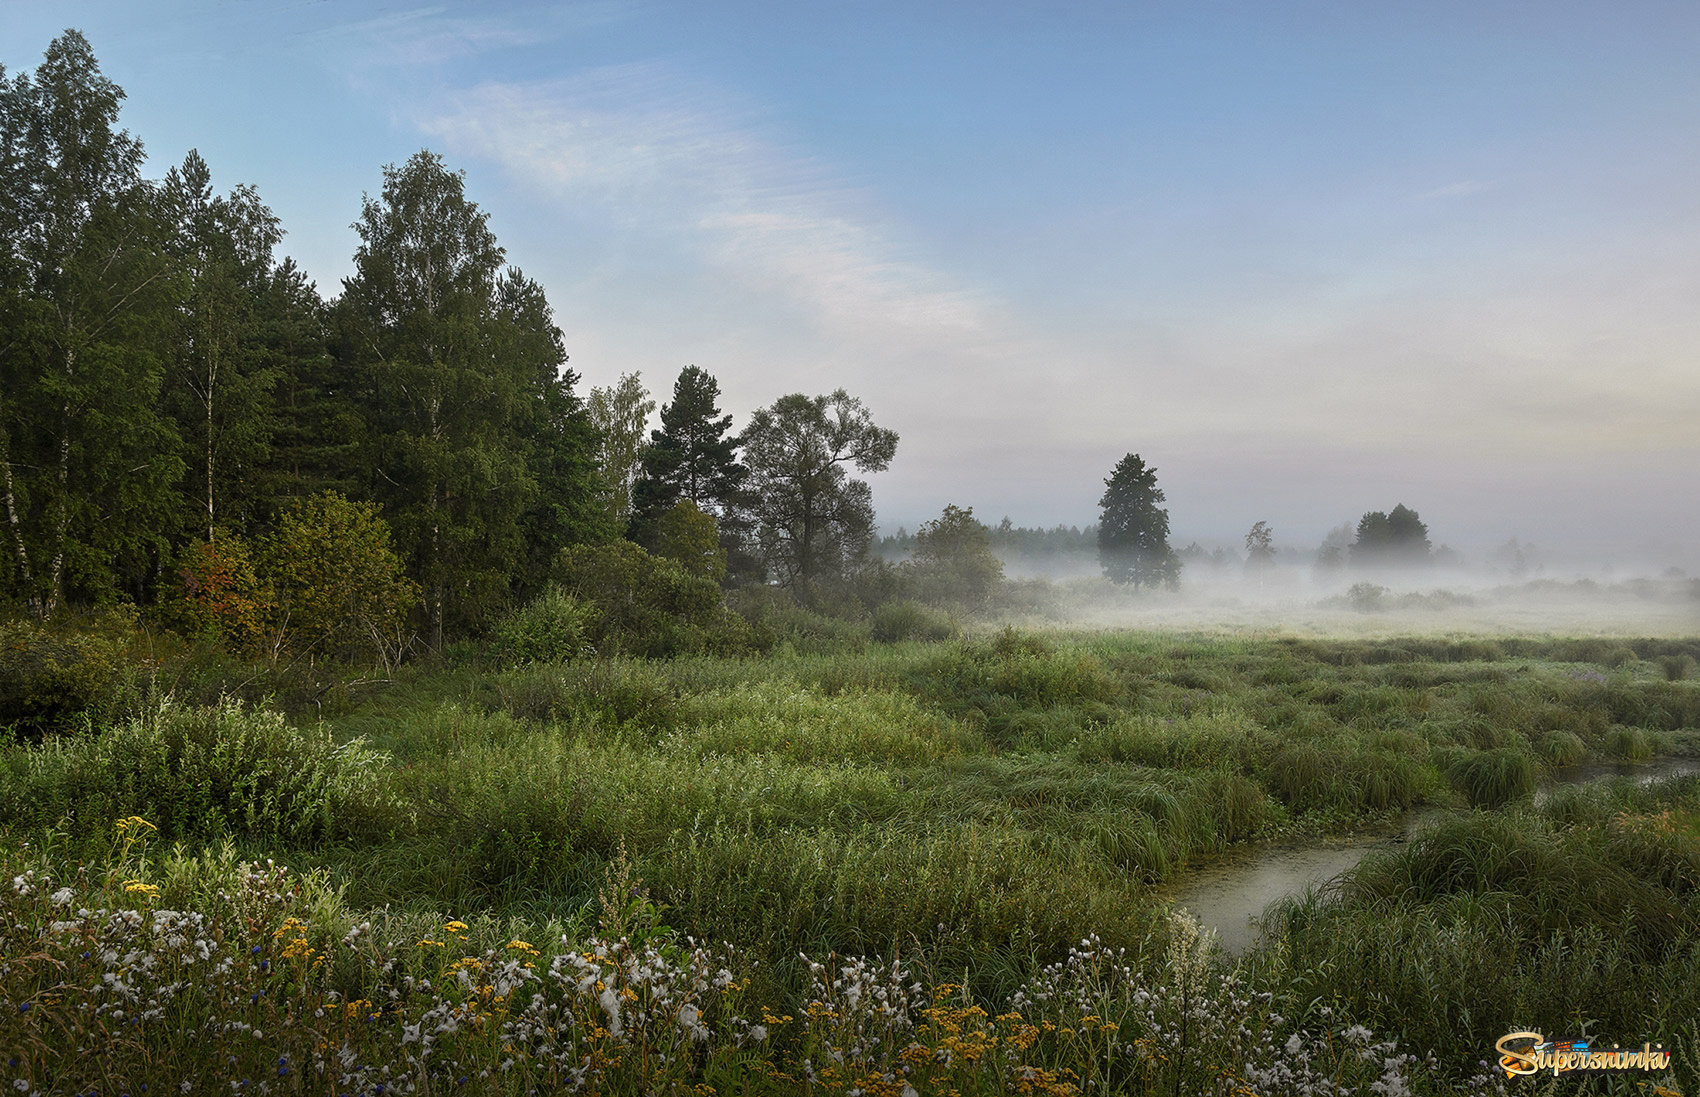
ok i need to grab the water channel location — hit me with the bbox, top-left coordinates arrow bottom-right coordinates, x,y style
1162,757 -> 1700,954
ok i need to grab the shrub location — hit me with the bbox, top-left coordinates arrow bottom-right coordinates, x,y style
160,533 -> 272,655
1537,730 -> 1587,766
259,493 -> 419,667
869,599 -> 955,643
1604,725 -> 1655,762
1268,742 -> 1329,807
1347,582 -> 1388,612
0,698 -> 400,843
1603,645 -> 1640,669
555,540 -> 746,658
0,610 -> 152,737
651,500 -> 727,581
1659,654 -> 1696,681
493,585 -> 596,665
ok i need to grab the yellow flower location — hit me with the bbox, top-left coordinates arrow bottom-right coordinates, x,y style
122,879 -> 159,899
445,920 -> 469,934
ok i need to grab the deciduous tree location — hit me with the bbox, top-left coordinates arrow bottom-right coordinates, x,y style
259,492 -> 416,667
161,149 -> 284,542
0,31 -> 182,615
911,503 -> 1004,606
337,151 -> 549,648
741,390 -> 897,594
1244,520 -> 1276,579
586,372 -> 654,530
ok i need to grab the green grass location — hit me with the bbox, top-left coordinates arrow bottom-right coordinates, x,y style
3,627 -> 1699,1092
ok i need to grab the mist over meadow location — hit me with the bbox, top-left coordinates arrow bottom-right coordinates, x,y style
2,8 -> 1698,1096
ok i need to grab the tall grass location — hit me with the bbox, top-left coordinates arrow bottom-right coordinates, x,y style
2,627 -> 1697,1092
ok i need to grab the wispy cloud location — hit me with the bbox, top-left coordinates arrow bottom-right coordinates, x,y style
1419,179 -> 1489,200
417,65 -> 996,345
305,2 -> 633,67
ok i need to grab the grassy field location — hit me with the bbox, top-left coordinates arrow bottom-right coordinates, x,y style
3,625 -> 1700,1094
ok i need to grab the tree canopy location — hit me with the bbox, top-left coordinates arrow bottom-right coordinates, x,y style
0,30 -> 182,616
910,504 -> 1004,606
741,390 -> 897,594
630,366 -> 745,540
1350,504 -> 1431,568
1098,454 -> 1179,589
336,151 -> 599,647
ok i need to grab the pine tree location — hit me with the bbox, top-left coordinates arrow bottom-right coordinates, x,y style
629,365 -> 746,546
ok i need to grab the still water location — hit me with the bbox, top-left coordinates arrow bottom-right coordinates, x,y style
1163,757 -> 1700,954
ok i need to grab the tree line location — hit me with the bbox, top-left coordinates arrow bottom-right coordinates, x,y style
0,31 -> 905,654
3,32 -> 1462,663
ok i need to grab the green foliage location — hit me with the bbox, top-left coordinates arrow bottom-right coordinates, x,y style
259,492 -> 418,666
741,389 -> 898,593
337,152 -> 592,647
1537,729 -> 1587,766
7,616 -> 1700,1093
554,539 -> 746,658
1345,581 -> 1388,612
869,599 -> 956,643
1097,453 -> 1179,589
908,503 -> 1004,608
651,499 -> 727,581
725,587 -> 871,655
1350,503 -> 1430,569
159,149 -> 286,542
1660,653 -> 1697,681
1604,724 -> 1655,761
0,698 -> 399,842
585,371 -> 655,529
0,611 -> 152,736
0,31 -> 184,616
628,364 -> 746,546
492,584 -> 596,665
1447,747 -> 1534,807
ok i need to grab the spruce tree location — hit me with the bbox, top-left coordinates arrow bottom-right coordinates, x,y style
1097,454 -> 1179,589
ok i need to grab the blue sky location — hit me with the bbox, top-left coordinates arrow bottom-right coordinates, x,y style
5,1 -> 1698,568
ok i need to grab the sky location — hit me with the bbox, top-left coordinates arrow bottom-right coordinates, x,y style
4,0 -> 1698,570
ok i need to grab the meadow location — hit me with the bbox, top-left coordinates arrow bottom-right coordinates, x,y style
3,614 -> 1700,1095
